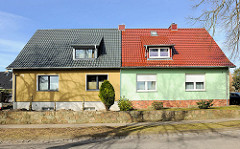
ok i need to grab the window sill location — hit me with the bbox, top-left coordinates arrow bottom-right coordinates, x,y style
86,89 -> 100,92
137,90 -> 157,93
185,89 -> 206,92
74,58 -> 97,60
37,90 -> 59,92
149,56 -> 171,59
147,58 -> 172,60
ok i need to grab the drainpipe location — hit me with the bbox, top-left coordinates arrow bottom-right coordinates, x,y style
226,67 -> 229,106
13,70 -> 17,109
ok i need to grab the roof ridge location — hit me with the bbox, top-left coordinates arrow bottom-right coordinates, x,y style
125,28 -> 205,30
37,28 -> 119,31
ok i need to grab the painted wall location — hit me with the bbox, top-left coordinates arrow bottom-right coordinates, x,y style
121,68 -> 229,101
13,69 -> 120,102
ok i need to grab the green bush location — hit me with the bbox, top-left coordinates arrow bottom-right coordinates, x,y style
98,80 -> 115,111
118,97 -> 133,111
152,101 -> 163,110
196,100 -> 214,109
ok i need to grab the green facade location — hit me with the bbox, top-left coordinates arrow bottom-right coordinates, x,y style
120,68 -> 229,101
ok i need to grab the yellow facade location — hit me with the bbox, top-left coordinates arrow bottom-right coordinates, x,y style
13,69 -> 120,102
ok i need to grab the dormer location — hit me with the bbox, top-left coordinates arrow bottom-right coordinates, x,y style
71,34 -> 103,60
141,35 -> 175,60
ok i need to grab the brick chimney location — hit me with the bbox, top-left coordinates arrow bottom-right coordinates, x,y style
169,23 -> 178,31
118,24 -> 125,31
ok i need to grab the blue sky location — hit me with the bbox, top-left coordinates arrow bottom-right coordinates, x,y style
0,0 -> 239,71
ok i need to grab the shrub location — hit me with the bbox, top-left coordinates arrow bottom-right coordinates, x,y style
196,100 -> 214,109
152,101 -> 163,110
98,80 -> 115,111
118,97 -> 133,111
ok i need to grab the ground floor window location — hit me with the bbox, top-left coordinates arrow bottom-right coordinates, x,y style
185,74 -> 205,91
38,75 -> 59,91
87,75 -> 108,90
136,74 -> 157,92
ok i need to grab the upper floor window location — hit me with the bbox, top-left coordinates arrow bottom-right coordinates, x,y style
75,49 -> 96,59
185,74 -> 205,91
149,47 -> 170,59
38,75 -> 59,91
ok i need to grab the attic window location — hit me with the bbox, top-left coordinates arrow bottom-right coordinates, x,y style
74,48 -> 96,59
149,47 -> 170,58
151,31 -> 158,36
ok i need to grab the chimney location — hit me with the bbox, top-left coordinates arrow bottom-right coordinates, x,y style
169,23 -> 178,31
118,24 -> 125,31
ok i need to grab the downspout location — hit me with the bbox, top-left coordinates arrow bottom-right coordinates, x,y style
13,69 -> 17,109
226,67 -> 229,106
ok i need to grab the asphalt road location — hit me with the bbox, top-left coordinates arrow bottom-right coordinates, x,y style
1,129 -> 240,149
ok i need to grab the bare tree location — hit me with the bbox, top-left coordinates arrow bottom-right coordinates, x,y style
190,0 -> 240,58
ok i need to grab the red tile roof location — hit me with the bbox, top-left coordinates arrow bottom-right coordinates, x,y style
122,28 -> 235,67
141,36 -> 174,46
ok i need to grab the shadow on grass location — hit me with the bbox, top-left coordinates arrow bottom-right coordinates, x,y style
46,120 -> 240,149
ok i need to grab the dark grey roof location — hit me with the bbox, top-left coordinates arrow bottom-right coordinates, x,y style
71,34 -> 103,46
0,72 -> 12,89
7,29 -> 121,69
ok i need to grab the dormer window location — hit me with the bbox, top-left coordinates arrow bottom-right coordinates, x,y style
71,34 -> 103,60
149,47 -> 170,58
75,49 -> 96,59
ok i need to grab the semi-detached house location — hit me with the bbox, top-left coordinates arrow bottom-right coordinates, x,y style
7,23 -> 235,111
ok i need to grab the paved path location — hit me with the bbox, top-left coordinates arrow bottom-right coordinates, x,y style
1,118 -> 240,128
1,129 -> 240,149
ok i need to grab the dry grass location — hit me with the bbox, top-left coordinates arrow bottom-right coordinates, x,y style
1,120 -> 240,142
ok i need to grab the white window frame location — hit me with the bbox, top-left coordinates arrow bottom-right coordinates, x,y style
185,74 -> 205,92
37,75 -> 59,91
136,74 -> 157,92
149,47 -> 170,59
73,47 -> 98,60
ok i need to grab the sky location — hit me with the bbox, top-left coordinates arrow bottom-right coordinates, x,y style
0,0 -> 239,71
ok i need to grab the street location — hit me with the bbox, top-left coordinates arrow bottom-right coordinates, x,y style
1,129 -> 240,149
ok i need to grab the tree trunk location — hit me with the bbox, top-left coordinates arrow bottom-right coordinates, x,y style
104,105 -> 109,111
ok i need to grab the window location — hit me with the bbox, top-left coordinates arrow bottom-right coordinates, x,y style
87,75 -> 108,90
185,74 -> 205,91
150,31 -> 158,36
149,47 -> 170,58
38,75 -> 59,91
137,75 -> 157,92
75,49 -> 95,59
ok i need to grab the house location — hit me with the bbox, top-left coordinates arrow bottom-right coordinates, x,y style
7,23 -> 235,111
0,71 -> 12,103
7,29 -> 121,111
0,71 -> 12,90
120,23 -> 235,109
